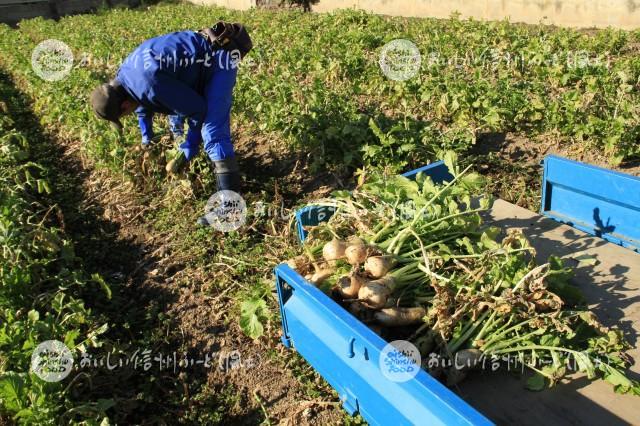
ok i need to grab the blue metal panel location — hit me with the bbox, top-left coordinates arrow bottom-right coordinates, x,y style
401,160 -> 454,182
295,205 -> 336,243
275,264 -> 492,426
541,155 -> 640,252
278,160 -> 491,425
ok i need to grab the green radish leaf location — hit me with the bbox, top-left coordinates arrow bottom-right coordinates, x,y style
460,194 -> 471,209
478,196 -> 492,210
480,231 -> 500,250
52,292 -> 65,313
64,329 -> 80,348
540,334 -> 559,347
0,372 -> 26,412
542,363 -> 566,383
460,172 -> 484,191
14,408 -> 35,421
448,199 -> 459,214
27,309 -> 39,323
87,323 -> 109,348
526,373 -> 546,391
572,254 -> 598,266
457,236 -> 476,254
437,243 -> 452,261
420,176 -> 437,196
389,175 -> 420,198
442,151 -> 459,176
597,363 -> 640,395
573,352 -> 596,378
240,298 -> 268,340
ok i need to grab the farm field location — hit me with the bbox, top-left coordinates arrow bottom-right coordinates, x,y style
0,1 -> 639,424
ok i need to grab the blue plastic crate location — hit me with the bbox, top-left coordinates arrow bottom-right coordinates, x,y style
276,161 -> 491,425
541,155 -> 640,252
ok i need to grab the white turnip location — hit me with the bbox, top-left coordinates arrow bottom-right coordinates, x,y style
345,244 -> 368,266
358,275 -> 395,309
309,268 -> 335,286
323,238 -> 347,263
364,255 -> 395,278
374,307 -> 426,326
348,301 -> 374,322
337,272 -> 366,299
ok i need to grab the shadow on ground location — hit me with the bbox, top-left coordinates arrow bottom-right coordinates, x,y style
0,70 -> 202,423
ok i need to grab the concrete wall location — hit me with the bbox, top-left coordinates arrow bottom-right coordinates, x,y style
190,0 -> 640,30
1,0 -> 138,24
189,0 -> 255,11
312,0 -> 640,30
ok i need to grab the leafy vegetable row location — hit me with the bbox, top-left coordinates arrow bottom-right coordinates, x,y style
0,75 -> 109,423
1,3 -> 639,180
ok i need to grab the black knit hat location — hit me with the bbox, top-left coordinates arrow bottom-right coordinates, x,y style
90,81 -> 127,131
201,21 -> 253,58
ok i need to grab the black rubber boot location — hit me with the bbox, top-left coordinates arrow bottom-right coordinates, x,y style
213,157 -> 241,192
197,157 -> 242,227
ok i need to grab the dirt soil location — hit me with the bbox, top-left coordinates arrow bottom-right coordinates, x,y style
34,118 -> 345,423
232,123 -> 341,200
472,132 -> 640,176
467,132 -> 640,211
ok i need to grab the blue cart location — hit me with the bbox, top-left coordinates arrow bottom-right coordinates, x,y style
274,155 -> 640,425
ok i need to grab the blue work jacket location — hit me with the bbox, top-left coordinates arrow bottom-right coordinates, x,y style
116,30 -> 237,160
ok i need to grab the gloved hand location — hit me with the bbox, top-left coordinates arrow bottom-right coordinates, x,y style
178,130 -> 200,161
140,142 -> 153,152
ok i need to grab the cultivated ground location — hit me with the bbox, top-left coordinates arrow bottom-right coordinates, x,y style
0,1 -> 639,424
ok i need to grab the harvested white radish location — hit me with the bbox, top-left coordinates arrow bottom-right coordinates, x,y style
358,276 -> 395,309
337,272 -> 366,299
345,244 -> 367,266
364,255 -> 395,278
348,301 -> 374,322
374,307 -> 426,326
308,268 -> 335,286
323,238 -> 347,262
